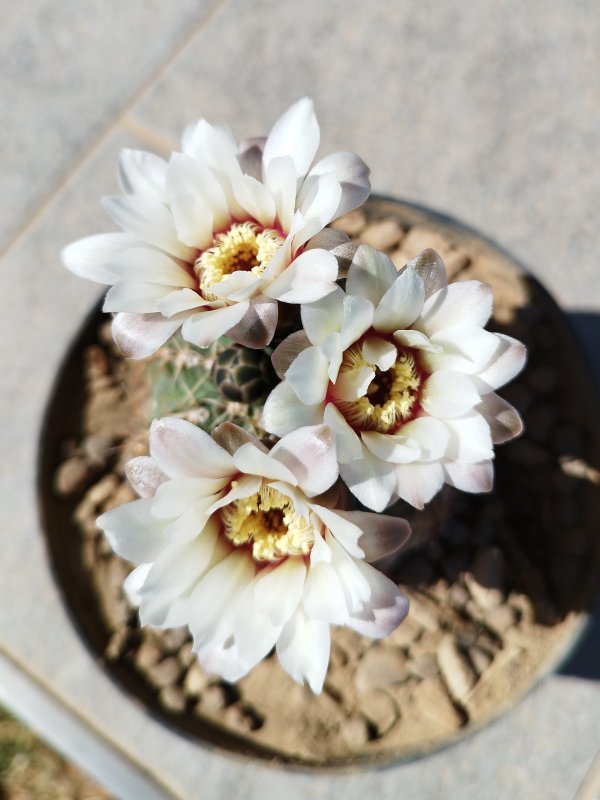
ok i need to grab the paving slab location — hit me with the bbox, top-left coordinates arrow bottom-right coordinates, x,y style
129,0 -> 600,310
0,0 -> 221,252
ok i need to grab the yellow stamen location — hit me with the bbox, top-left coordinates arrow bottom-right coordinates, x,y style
336,342 -> 421,434
195,222 -> 284,298
221,484 -> 313,562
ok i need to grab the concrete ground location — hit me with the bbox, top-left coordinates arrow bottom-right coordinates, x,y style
1,1 -> 599,798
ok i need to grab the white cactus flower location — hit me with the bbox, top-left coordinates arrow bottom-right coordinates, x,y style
97,417 -> 410,693
62,99 -> 369,358
262,246 -> 526,512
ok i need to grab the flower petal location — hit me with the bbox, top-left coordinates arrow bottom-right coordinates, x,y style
323,403 -> 363,463
262,382 -> 324,437
399,416 -> 451,461
303,561 -> 349,624
97,498 -> 166,562
331,365 -> 375,402
118,148 -> 168,200
232,175 -> 276,227
346,245 -> 397,306
181,119 -> 241,177
125,456 -> 168,498
444,413 -> 493,463
339,294 -> 376,349
166,152 -> 230,230
264,155 -> 297,232
346,560 -> 409,638
421,370 -> 481,418
336,510 -> 411,562
212,422 -> 267,456
417,281 -> 493,336
61,233 -> 134,284
285,345 -> 330,405
254,559 -> 307,625
297,172 -> 343,230
226,294 -> 278,348
102,195 -> 194,261
444,461 -> 494,493
112,312 -> 186,359
476,393 -> 523,444
362,336 -> 397,371
232,443 -> 298,484
263,97 -> 320,179
476,334 -> 527,390
149,417 -> 236,479
361,431 -> 421,464
300,286 -> 345,346
339,447 -> 397,512
109,246 -> 196,288
307,151 -> 370,219
271,330 -> 312,378
103,280 -> 170,314
393,462 -> 445,509
271,424 -> 338,496
393,329 -> 441,352
157,288 -> 205,317
151,476 -> 227,518
170,192 -> 214,250
181,302 -> 250,348
237,136 -> 266,181
373,264 -> 425,333
406,249 -> 447,299
264,249 -> 338,304
276,606 -> 330,694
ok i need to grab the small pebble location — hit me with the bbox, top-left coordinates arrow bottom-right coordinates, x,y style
468,646 -> 493,676
54,458 -> 91,496
145,656 -> 182,690
484,605 -> 516,636
359,219 -> 404,251
159,685 -> 186,714
201,684 -> 229,713
134,639 -> 163,671
341,713 -> 371,748
331,210 -> 366,237
357,690 -> 399,736
355,647 -> 409,694
411,678 -> 463,730
437,635 -> 477,700
183,661 -> 211,698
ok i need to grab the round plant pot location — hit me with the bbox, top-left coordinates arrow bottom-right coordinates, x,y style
39,197 -> 600,768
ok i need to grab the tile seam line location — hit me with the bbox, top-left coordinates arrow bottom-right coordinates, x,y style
0,0 -> 230,263
0,641 -> 184,800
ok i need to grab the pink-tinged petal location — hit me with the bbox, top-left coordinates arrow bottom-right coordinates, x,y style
346,245 -> 397,306
206,474 -> 263,515
444,461 -> 494,494
97,498 -> 167,562
476,334 -> 527,390
393,329 -> 441,352
339,295 -> 376,349
339,448 -> 397,512
362,336 -> 397,371
232,174 -> 276,227
166,153 -> 230,230
361,431 -> 421,464
212,422 -> 267,456
112,311 -> 186,359
181,119 -> 241,178
406,249 -> 447,299
109,246 -> 196,289
157,288 -> 205,317
61,232 -> 135,284
264,249 -> 338,304
262,382 -> 325,437
323,403 -> 362,463
307,151 -> 370,219
189,552 -> 256,648
271,330 -> 312,378
331,365 -> 375,402
476,393 -> 523,444
421,370 -> 481,418
309,504 -> 364,558
232,442 -> 298,485
254,559 -> 307,625
305,228 -> 357,277
321,331 -> 344,382
125,456 -> 168,498
373,264 -> 425,333
226,294 -> 278,348
300,287 -> 344,346
394,462 -> 445,509
151,476 -> 227,518
103,280 -> 170,314
264,155 -> 297,232
276,606 -> 330,694
209,271 -> 262,302
285,345 -> 330,405
181,302 -> 250,348
444,413 -> 494,463
118,148 -> 168,200
303,561 -> 349,624
271,424 -> 338,496
346,560 -> 409,638
425,325 -> 501,374
237,136 -> 266,181
297,172 -> 343,229
170,192 -> 214,250
263,97 -> 320,179
149,417 -> 236,479
335,510 -> 411,562
399,416 -> 451,461
101,195 -> 195,261
417,281 -> 493,336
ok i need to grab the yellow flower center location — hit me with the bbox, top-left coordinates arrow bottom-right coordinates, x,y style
221,483 -> 313,562
336,342 -> 422,434
195,222 -> 284,298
